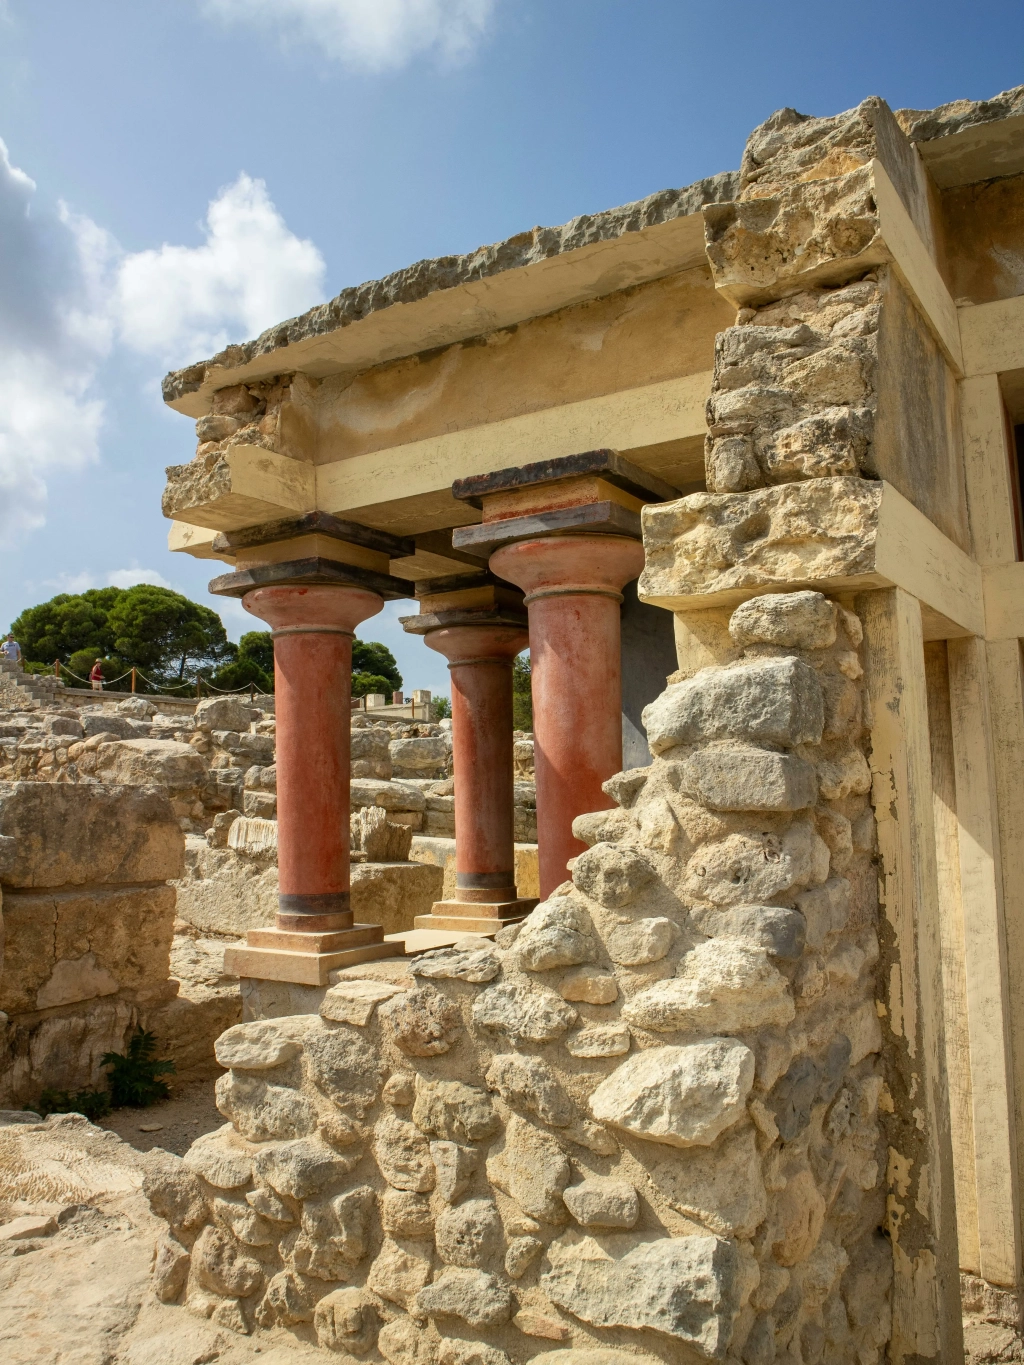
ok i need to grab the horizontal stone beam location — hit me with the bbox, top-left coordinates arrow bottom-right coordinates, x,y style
639,476 -> 985,638
960,294 -> 1024,378
167,521 -> 234,563
163,445 -> 316,532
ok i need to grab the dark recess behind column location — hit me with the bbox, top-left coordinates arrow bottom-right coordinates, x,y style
620,580 -> 677,770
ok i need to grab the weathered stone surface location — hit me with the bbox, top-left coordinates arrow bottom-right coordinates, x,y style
771,1169 -> 826,1266
795,876 -> 852,948
214,1020 -> 302,1071
252,1136 -> 357,1199
368,1238 -> 434,1311
565,1024 -> 631,1058
429,1140 -> 478,1204
639,478 -> 882,605
183,1124 -> 254,1189
623,940 -> 794,1034
417,1268 -> 512,1328
0,782 -> 183,887
375,1111 -> 435,1191
246,1184 -> 294,1222
412,1078 -> 499,1143
683,819 -> 830,906
350,779 -> 426,812
606,916 -> 674,965
294,1186 -> 374,1278
643,657 -> 824,756
653,1125 -> 768,1237
434,1198 -> 503,1268
505,1235 -> 543,1278
214,1072 -> 317,1142
486,1114 -> 570,1222
143,1158 -> 209,1236
691,904 -> 806,960
411,940 -> 500,983
438,1337 -> 511,1365
589,1039 -> 755,1147
314,1287 -> 379,1354
350,727 -> 392,780
351,859 -> 444,935
676,745 -> 818,812
379,987 -> 462,1056
559,966 -> 618,1004
319,979 -> 404,1025
472,981 -> 577,1044
213,1194 -> 275,1247
571,843 -> 656,908
486,1054 -> 575,1127
563,1179 -> 639,1229
303,1022 -> 384,1110
729,591 -> 837,648
89,739 -> 208,792
153,1229 -> 190,1302
192,1224 -> 263,1299
382,1188 -> 434,1238
815,747 -> 871,800
516,899 -> 596,971
543,1232 -> 754,1355
391,736 -> 448,774
572,807 -> 636,847
195,697 -> 256,733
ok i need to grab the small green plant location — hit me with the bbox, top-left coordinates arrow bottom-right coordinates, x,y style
102,1028 -> 175,1108
432,696 -> 452,721
29,1087 -> 112,1121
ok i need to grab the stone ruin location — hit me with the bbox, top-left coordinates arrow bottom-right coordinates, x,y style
5,82 -> 1024,1365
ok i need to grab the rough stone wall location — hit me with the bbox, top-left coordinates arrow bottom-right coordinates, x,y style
142,588 -> 887,1363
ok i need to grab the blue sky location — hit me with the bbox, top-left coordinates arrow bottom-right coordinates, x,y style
0,0 -> 1021,697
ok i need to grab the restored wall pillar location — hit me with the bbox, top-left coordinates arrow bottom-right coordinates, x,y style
490,534 -> 645,896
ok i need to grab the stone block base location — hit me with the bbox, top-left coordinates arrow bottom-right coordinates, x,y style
351,859 -> 446,934
224,923 -> 402,987
415,897 -> 537,934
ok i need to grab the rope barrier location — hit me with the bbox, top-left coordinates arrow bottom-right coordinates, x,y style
52,662 -> 272,699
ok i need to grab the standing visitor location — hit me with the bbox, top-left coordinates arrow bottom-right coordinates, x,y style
1,633 -> 21,663
90,659 -> 104,691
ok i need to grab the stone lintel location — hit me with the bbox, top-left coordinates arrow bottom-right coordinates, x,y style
208,556 -> 415,602
452,447 -> 679,508
211,511 -> 415,560
452,501 -> 642,560
639,477 -> 985,639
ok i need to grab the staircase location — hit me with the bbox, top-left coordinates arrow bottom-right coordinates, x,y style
0,658 -> 62,708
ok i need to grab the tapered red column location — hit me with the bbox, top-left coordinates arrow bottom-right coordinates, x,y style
491,535 -> 645,897
418,621 -> 535,930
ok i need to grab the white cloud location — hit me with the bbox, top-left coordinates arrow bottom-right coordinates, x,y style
43,567 -> 172,594
0,137 -> 326,542
202,0 -> 495,71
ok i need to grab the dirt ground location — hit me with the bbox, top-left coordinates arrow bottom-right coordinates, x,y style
97,1075 -> 226,1156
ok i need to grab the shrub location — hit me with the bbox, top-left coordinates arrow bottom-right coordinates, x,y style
102,1028 -> 175,1108
30,1087 -> 112,1121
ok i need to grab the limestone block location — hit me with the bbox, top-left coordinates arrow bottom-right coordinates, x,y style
565,1024 -> 631,1058
639,478 -> 881,608
143,1157 -> 210,1237
368,1238 -> 434,1311
559,966 -> 618,1003
486,1114 -> 570,1222
606,917 -> 674,965
0,884 -> 177,1015
589,1039 -> 755,1147
313,1287 -> 379,1355
81,713 -> 138,740
770,1169 -> 826,1266
411,940 -> 500,983
411,1078 -> 499,1143
430,1140 -> 478,1204
676,745 -> 817,812
653,1125 -> 768,1238
192,1224 -> 263,1299
253,1136 -> 358,1199
417,1268 -> 512,1328
0,781 -> 183,887
247,1186 -> 294,1222
153,1229 -> 191,1302
542,1231 -> 755,1354
214,1019 -> 303,1070
213,1194 -> 275,1247
472,981 -> 577,1045
486,1054 -> 575,1127
303,1023 -> 384,1109
623,940 -> 794,1034
815,747 -> 871,800
379,987 -> 462,1057
382,1188 -> 434,1237
729,590 -> 838,649
350,860 -> 444,935
562,1179 -> 639,1229
351,728 -> 392,780
319,979 -> 404,1025
350,779 -> 426,812
242,790 -> 277,819
795,877 -> 851,949
374,1112 -> 436,1191
196,697 -> 256,732
294,1186 -> 374,1277
505,1235 -> 543,1278
183,1124 -> 254,1189
215,1071 -> 317,1142
173,839 -> 277,936
643,657 -> 824,757
570,843 -> 656,909
690,904 -> 806,960
434,1198 -> 503,1268
516,898 -> 597,970
88,739 -> 208,793
390,737 -> 448,775
571,807 -> 635,847
683,818 -> 830,906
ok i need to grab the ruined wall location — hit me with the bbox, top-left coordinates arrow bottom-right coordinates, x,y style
142,588 -> 887,1364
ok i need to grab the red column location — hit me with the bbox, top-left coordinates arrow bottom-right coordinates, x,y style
242,583 -> 383,932
423,622 -> 529,919
490,535 -> 645,898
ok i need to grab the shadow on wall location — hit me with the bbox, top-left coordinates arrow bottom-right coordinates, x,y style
621,579 -> 677,770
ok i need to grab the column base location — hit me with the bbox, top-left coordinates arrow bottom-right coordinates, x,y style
224,923 -> 402,987
414,898 -> 538,934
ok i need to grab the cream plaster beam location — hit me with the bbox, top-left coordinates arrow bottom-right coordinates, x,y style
960,294 -> 1024,378
162,445 -> 316,533
960,373 -> 1019,566
167,521 -> 235,564
315,372 -> 710,529
984,562 -> 1024,641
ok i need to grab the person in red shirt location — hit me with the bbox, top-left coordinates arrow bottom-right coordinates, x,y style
89,659 -> 104,691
